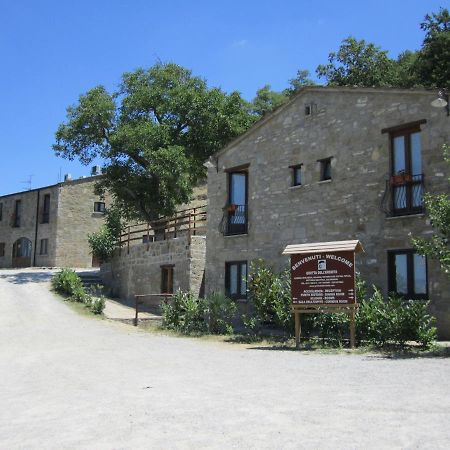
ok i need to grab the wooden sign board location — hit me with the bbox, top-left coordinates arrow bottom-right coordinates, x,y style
283,240 -> 364,349
291,250 -> 356,305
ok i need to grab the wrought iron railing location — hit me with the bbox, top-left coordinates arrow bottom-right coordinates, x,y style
381,173 -> 424,216
220,204 -> 248,235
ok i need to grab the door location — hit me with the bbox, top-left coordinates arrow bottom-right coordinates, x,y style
12,238 -> 32,267
227,172 -> 248,235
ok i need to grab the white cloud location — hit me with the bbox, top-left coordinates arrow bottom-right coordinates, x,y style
231,39 -> 249,48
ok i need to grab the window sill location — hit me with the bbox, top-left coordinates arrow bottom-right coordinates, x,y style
224,233 -> 248,238
317,179 -> 332,184
288,184 -> 303,190
92,212 -> 106,217
386,213 -> 425,220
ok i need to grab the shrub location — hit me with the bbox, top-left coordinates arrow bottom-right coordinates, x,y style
204,292 -> 237,334
356,288 -> 437,347
313,286 -> 437,348
83,293 -> 93,308
88,206 -> 124,262
161,291 -> 237,335
161,290 -> 207,334
90,296 -> 106,315
314,312 -> 350,346
246,260 -> 293,334
70,285 -> 87,303
52,269 -> 106,316
88,227 -> 117,263
51,269 -> 84,297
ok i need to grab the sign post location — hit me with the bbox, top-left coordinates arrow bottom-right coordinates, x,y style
282,240 -> 364,349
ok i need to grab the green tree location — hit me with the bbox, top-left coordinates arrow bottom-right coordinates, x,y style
412,144 -> 450,275
54,62 -> 255,221
250,69 -> 316,117
88,206 -> 125,262
395,50 -> 421,88
285,69 -> 316,95
316,37 -> 399,87
316,8 -> 449,89
250,84 -> 288,117
416,7 -> 450,89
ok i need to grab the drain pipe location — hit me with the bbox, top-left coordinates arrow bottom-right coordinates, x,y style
33,189 -> 40,267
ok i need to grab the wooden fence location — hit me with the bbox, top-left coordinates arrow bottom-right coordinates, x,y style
119,205 -> 207,253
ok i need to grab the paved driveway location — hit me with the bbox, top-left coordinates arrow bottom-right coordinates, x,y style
0,269 -> 449,449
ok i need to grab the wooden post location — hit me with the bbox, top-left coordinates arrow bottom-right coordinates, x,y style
350,308 -> 356,349
127,226 -> 130,254
188,212 -> 192,244
295,311 -> 301,349
192,208 -> 197,236
134,296 -> 139,326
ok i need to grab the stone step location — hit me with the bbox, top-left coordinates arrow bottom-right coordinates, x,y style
76,271 -> 104,291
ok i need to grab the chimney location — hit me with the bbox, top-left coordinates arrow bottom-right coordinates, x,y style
64,174 -> 72,182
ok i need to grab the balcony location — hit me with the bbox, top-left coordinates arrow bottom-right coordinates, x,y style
382,174 -> 424,217
221,204 -> 248,236
119,205 -> 207,252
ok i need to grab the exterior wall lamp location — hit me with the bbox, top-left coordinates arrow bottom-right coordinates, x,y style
431,89 -> 449,116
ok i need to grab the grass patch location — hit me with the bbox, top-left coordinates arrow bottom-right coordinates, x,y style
53,291 -> 105,320
135,321 -> 450,357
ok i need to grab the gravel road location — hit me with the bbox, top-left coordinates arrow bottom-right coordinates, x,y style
0,268 -> 449,450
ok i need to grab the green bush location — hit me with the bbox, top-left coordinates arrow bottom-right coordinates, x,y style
70,285 -> 87,303
242,261 -> 436,348
314,312 -> 350,346
204,292 -> 237,334
312,287 -> 437,348
161,291 -> 237,335
90,296 -> 106,315
51,269 -> 84,297
246,260 -> 293,334
356,288 -> 437,347
52,269 -> 106,316
161,290 -> 207,334
88,206 -> 124,262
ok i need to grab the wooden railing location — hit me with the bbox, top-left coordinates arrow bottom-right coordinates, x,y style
119,205 -> 207,253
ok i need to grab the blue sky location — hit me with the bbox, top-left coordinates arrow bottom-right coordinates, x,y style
0,0 -> 445,195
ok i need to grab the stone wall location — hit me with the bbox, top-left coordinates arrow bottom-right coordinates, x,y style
54,177 -> 110,268
101,235 -> 206,305
0,176 -> 108,268
205,87 -> 450,338
0,185 -> 60,268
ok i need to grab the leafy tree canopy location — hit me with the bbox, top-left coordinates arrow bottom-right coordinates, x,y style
250,69 -> 315,117
250,85 -> 288,117
413,145 -> 450,275
54,63 -> 255,221
316,37 -> 401,87
416,7 -> 450,89
315,8 -> 449,88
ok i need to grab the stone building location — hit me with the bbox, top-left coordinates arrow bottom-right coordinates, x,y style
100,185 -> 207,305
0,174 -> 109,268
204,87 -> 450,338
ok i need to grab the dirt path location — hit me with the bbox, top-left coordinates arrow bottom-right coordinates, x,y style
0,268 -> 449,449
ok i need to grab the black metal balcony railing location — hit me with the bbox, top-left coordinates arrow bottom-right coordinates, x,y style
382,173 -> 424,216
221,204 -> 248,235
